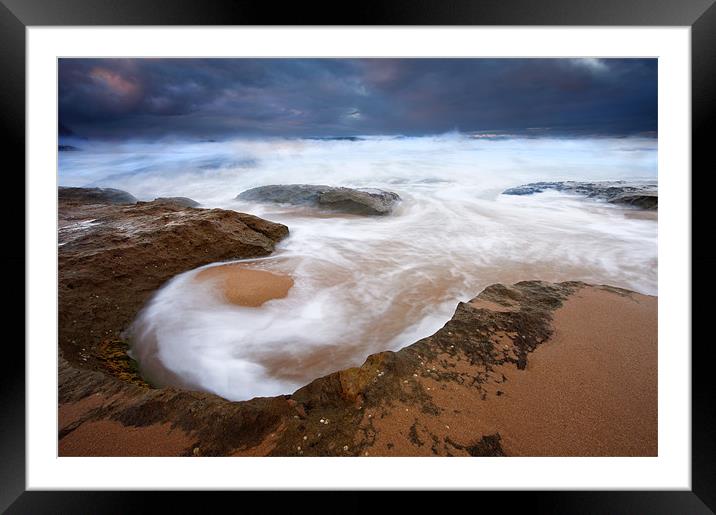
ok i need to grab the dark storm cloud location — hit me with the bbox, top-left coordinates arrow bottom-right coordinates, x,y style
58,58 -> 657,139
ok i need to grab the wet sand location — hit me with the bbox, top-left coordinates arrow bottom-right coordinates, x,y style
363,286 -> 657,456
59,419 -> 194,456
195,264 -> 294,307
479,287 -> 657,455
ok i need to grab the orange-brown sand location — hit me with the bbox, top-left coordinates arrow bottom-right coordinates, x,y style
195,264 -> 293,307
59,420 -> 194,456
475,287 -> 657,455
361,286 -> 657,456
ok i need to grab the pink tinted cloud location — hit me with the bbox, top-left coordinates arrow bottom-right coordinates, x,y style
89,67 -> 140,100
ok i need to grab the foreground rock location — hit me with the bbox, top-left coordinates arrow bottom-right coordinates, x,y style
59,194 -> 289,384
503,181 -> 658,210
59,271 -> 656,456
237,184 -> 401,215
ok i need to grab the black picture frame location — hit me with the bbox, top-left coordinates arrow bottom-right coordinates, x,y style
2,0 -> 713,511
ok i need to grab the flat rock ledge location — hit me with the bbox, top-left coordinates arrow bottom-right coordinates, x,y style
503,181 -> 658,210
237,184 -> 401,215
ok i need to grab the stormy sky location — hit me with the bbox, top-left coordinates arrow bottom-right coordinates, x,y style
58,58 -> 657,140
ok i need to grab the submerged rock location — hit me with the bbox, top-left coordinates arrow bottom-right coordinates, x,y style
59,186 -> 138,205
237,184 -> 401,215
503,181 -> 657,210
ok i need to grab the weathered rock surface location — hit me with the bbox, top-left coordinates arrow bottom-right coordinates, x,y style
59,186 -> 138,205
237,184 -> 401,215
58,194 -> 289,384
154,196 -> 201,208
503,181 -> 658,210
59,356 -> 294,456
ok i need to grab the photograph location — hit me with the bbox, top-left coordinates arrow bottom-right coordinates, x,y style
57,57 -> 659,458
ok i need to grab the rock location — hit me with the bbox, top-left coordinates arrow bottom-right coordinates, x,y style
503,181 -> 657,210
237,184 -> 401,215
319,187 -> 400,215
58,355 -> 296,457
58,195 -> 289,382
609,193 -> 658,210
238,184 -> 327,205
464,433 -> 506,457
59,186 -> 138,205
308,136 -> 364,141
153,196 -> 201,208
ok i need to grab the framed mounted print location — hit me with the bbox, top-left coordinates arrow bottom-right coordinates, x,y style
2,0 -> 713,511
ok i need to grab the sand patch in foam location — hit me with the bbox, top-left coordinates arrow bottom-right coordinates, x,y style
195,263 -> 294,307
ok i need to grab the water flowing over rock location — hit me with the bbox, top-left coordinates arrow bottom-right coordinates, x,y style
237,184 -> 401,215
503,181 -> 657,210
